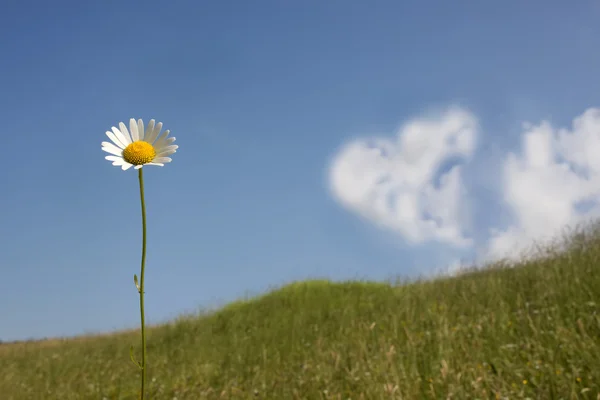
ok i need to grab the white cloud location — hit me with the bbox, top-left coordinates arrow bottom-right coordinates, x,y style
328,107 -> 478,248
486,108 -> 600,261
329,105 -> 600,268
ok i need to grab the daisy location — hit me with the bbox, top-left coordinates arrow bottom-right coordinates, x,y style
102,118 -> 178,170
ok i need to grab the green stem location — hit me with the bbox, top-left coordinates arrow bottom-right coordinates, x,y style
138,168 -> 148,399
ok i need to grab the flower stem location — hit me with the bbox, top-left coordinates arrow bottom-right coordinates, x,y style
138,168 -> 148,399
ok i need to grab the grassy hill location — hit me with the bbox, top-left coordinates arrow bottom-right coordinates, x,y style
1,228 -> 599,399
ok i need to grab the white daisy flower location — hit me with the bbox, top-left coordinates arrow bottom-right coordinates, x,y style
102,118 -> 178,170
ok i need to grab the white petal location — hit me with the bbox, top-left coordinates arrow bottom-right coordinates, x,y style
145,121 -> 162,144
145,162 -> 164,166
108,157 -> 125,166
153,145 -> 174,155
112,127 -> 131,146
121,162 -> 133,170
153,157 -> 172,164
155,143 -> 178,153
119,122 -> 131,143
134,165 -> 143,169
101,141 -> 123,152
129,118 -> 139,142
105,155 -> 123,161
102,145 -> 123,157
137,119 -> 145,141
156,149 -> 176,157
144,120 -> 155,143
102,148 -> 122,157
106,131 -> 126,149
101,148 -> 121,158
153,130 -> 171,149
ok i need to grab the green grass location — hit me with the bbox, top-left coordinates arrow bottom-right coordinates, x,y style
1,227 -> 599,399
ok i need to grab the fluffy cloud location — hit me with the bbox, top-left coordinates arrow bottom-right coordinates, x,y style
329,105 -> 600,266
328,107 -> 478,248
486,108 -> 600,260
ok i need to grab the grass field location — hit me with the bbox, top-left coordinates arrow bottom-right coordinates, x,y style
1,226 -> 599,399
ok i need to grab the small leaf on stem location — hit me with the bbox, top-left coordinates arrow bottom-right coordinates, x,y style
134,274 -> 140,292
130,345 -> 142,369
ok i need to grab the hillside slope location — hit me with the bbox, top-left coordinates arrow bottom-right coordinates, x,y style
1,231 -> 599,399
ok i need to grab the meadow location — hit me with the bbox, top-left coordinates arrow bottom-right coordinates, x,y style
1,225 -> 599,399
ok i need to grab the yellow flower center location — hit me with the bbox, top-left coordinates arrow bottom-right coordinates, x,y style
122,141 -> 156,165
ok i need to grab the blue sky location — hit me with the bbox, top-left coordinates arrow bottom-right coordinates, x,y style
2,0 -> 600,341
